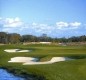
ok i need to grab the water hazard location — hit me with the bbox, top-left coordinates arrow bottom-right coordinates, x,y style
0,69 -> 25,80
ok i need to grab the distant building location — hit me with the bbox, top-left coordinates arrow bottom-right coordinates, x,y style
58,43 -> 67,46
39,42 -> 51,44
23,42 -> 52,45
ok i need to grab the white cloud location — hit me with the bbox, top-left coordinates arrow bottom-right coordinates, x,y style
0,17 -> 25,33
56,22 -> 69,27
4,21 -> 23,28
32,22 -> 37,26
15,17 -> 20,22
31,23 -> 53,34
70,22 -> 81,27
56,21 -> 81,29
39,24 -> 48,27
0,17 -> 83,36
0,17 -> 2,20
56,22 -> 69,29
5,18 -> 14,23
0,17 -> 23,28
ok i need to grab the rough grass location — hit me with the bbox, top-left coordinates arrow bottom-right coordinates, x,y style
0,44 -> 86,80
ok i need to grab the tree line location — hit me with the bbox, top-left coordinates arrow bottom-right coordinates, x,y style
0,32 -> 86,44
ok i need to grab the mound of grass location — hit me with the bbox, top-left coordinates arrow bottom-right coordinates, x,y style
39,56 -> 53,62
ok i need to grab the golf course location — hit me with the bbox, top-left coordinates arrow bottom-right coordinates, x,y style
0,0 -> 86,79
0,44 -> 86,80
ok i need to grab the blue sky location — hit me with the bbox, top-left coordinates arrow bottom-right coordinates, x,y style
0,0 -> 86,37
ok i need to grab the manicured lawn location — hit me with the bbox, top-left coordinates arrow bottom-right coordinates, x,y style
0,44 -> 86,80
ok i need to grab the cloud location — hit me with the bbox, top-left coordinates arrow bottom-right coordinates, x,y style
5,18 -> 14,23
69,22 -> 81,27
0,17 -> 2,20
32,22 -> 37,26
56,22 -> 69,27
31,23 -> 53,34
56,22 -> 69,29
0,17 -> 53,34
0,17 -> 25,33
56,21 -> 81,29
15,17 -> 20,22
0,17 -> 84,37
3,17 -> 23,28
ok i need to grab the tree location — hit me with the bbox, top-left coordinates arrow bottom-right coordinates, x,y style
0,32 -> 8,43
39,34 -> 49,42
79,35 -> 86,42
68,36 -> 79,42
0,31 -> 86,44
21,35 -> 36,42
8,33 -> 21,44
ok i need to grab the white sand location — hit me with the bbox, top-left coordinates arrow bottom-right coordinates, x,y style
23,57 -> 67,65
4,49 -> 19,53
8,57 -> 37,62
4,49 -> 30,53
8,57 -> 72,65
17,50 -> 30,52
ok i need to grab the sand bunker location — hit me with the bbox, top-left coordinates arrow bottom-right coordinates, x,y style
8,57 -> 38,62
8,57 -> 73,65
4,49 -> 30,53
23,57 -> 66,65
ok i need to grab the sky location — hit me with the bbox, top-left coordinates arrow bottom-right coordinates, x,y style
0,0 -> 86,37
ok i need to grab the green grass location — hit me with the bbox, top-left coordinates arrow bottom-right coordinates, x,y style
0,44 -> 86,80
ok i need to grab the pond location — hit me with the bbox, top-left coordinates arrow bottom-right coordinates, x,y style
0,69 -> 25,80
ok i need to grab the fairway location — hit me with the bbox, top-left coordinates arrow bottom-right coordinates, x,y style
0,44 -> 86,80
